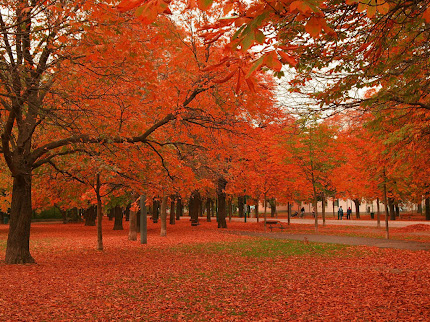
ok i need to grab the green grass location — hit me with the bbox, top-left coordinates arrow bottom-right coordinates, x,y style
172,238 -> 349,258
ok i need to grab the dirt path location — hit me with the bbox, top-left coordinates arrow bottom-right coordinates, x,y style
230,231 -> 430,251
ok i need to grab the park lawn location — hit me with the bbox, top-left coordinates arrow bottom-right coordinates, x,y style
0,219 -> 429,321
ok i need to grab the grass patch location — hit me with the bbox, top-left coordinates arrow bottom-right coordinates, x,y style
172,238 -> 348,258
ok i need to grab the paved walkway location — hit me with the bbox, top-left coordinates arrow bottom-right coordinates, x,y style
230,231 -> 430,251
230,217 -> 430,228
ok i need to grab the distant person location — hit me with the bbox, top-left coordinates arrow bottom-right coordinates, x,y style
300,207 -> 305,218
347,207 -> 352,220
338,206 -> 344,220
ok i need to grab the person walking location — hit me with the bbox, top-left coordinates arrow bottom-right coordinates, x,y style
337,206 -> 344,220
300,207 -> 305,218
346,207 -> 352,220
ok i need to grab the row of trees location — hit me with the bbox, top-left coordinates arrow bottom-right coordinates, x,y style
1,0 -> 429,264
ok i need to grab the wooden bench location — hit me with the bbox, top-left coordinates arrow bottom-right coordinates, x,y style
266,220 -> 287,232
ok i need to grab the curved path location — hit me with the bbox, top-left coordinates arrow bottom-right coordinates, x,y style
230,231 -> 430,251
228,217 -> 430,250
231,217 -> 430,228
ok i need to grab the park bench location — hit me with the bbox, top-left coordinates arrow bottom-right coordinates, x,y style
266,220 -> 287,232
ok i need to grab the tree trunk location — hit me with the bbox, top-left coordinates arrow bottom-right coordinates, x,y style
332,199 -> 335,218
96,174 -> 103,251
383,174 -> 390,239
376,197 -> 381,228
176,197 -> 182,220
417,202 -> 422,214
206,198 -> 211,222
217,177 -> 227,228
238,196 -> 244,218
113,206 -> 123,230
255,201 -> 259,223
189,191 -> 200,225
287,202 -> 290,225
107,208 -> 114,221
169,195 -> 175,225
269,199 -> 276,218
228,198 -> 232,222
5,174 -> 35,264
425,197 -> 430,221
125,204 -> 131,222
388,197 -> 395,220
198,196 -> 203,217
395,202 -> 400,219
152,198 -> 159,223
129,210 -> 137,241
322,193 -> 326,226
85,206 -> 97,226
160,195 -> 168,236
353,199 -> 360,219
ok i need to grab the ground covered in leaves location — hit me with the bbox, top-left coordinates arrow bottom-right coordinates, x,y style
1,219 -> 430,321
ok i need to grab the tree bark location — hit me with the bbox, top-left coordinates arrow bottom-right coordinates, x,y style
176,197 -> 182,220
206,198 -> 211,222
160,195 -> 168,236
425,196 -> 430,221
287,202 -> 290,225
376,197 -> 381,228
152,198 -> 159,223
269,199 -> 277,218
228,198 -> 232,222
321,193 -> 326,226
169,195 -> 175,225
255,201 -> 259,223
217,177 -> 227,228
388,197 -> 395,220
85,206 -> 97,226
5,174 -> 35,264
113,206 -> 123,230
129,210 -> 137,241
238,196 -> 244,218
96,174 -> 103,251
353,199 -> 360,219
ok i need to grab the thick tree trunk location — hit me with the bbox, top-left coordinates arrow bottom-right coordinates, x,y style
217,177 -> 227,228
125,204 -> 131,222
169,195 -> 175,225
425,197 -> 430,221
160,195 -> 168,236
395,202 -> 400,219
113,206 -> 123,230
269,199 -> 277,218
152,198 -> 159,223
228,198 -> 232,222
206,198 -> 211,222
129,210 -> 137,241
417,203 -> 422,214
238,196 -> 244,218
255,201 -> 259,223
189,191 -> 200,225
353,199 -> 360,219
176,197 -> 182,220
85,206 -> 97,226
198,196 -> 203,217
388,197 -> 395,220
107,208 -> 114,221
5,174 -> 35,264
287,202 -> 290,225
